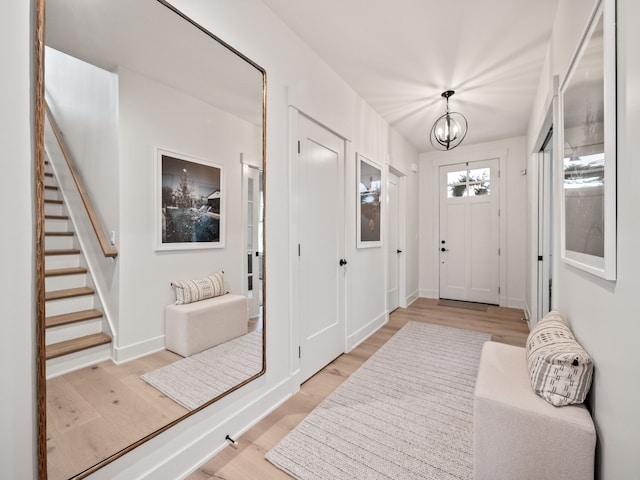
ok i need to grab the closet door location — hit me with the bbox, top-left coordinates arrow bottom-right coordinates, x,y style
296,115 -> 346,382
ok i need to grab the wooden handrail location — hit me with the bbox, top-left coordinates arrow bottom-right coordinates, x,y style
45,102 -> 118,258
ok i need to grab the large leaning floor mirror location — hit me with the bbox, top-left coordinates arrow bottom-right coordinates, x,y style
35,0 -> 266,478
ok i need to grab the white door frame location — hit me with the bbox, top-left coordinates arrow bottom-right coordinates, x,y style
431,150 -> 507,306
537,130 -> 553,321
288,107 -> 347,388
529,82 -> 557,327
240,155 -> 263,319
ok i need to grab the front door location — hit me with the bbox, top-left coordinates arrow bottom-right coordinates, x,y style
297,115 -> 346,383
439,160 -> 499,304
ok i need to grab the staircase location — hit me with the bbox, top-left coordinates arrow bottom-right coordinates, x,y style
44,163 -> 112,377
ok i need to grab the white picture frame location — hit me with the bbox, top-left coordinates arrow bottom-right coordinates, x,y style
558,0 -> 616,280
154,147 -> 225,250
356,153 -> 383,248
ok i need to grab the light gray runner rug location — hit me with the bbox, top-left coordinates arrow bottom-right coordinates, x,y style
266,322 -> 490,480
141,329 -> 262,410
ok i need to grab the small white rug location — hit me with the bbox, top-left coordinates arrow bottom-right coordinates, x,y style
141,329 -> 262,410
266,322 -> 490,480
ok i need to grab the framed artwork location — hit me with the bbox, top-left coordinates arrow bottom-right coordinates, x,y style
155,148 -> 225,250
559,0 -> 616,280
357,153 -> 382,248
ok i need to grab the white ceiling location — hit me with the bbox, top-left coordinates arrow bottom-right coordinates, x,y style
262,0 -> 559,152
46,0 -> 264,126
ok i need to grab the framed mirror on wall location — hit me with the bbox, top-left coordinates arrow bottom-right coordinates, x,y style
559,0 -> 616,280
34,0 -> 266,478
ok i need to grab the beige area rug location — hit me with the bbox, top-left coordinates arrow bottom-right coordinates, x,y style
437,299 -> 489,311
266,322 -> 490,480
141,330 -> 262,410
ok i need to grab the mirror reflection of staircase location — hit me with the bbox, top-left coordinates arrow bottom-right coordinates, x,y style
44,161 -> 112,377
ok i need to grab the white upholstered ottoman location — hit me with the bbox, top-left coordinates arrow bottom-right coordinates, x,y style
474,341 -> 596,480
165,293 -> 248,357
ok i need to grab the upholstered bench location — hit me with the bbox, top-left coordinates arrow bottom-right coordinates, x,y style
474,341 -> 596,480
165,293 -> 248,357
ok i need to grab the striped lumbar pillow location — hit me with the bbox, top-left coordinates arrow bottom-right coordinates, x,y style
526,311 -> 593,407
171,271 -> 225,305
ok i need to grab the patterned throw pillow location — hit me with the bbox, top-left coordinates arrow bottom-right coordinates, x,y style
171,271 -> 225,305
525,311 -> 593,407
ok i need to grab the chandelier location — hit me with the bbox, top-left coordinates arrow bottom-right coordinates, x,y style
430,90 -> 468,151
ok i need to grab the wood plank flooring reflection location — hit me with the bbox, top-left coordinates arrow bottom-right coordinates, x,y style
188,298 -> 529,480
46,349 -> 188,480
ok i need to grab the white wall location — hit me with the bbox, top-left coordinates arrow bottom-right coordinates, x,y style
388,128 -> 420,304
0,0 -> 37,478
344,103 -> 389,348
44,47 -> 120,238
344,99 -> 419,349
526,0 -> 640,477
116,67 -> 259,360
418,137 -> 528,308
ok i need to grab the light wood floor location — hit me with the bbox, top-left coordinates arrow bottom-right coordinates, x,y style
187,297 -> 529,480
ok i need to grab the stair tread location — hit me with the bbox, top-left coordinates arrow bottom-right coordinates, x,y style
45,286 -> 94,301
45,248 -> 80,256
46,309 -> 103,328
45,185 -> 59,190
45,231 -> 74,237
45,214 -> 69,220
45,267 -> 87,277
46,333 -> 111,360
44,199 -> 63,204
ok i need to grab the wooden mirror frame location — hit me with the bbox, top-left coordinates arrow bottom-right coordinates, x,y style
34,1 -> 267,478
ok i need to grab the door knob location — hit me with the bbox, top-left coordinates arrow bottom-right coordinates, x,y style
397,249 -> 402,254
339,258 -> 348,266
441,247 -> 449,252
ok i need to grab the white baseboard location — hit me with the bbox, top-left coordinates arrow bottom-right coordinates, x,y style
405,289 -> 420,306
345,311 -> 387,353
419,289 -> 437,299
113,335 -> 165,364
506,298 -> 526,310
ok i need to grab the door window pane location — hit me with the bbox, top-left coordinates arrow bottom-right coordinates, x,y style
468,168 -> 490,196
468,168 -> 490,183
469,182 -> 490,196
447,170 -> 468,198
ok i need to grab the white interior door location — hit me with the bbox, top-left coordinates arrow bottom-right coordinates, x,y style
297,115 -> 345,383
387,171 -> 400,312
439,160 -> 499,304
242,164 -> 262,319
